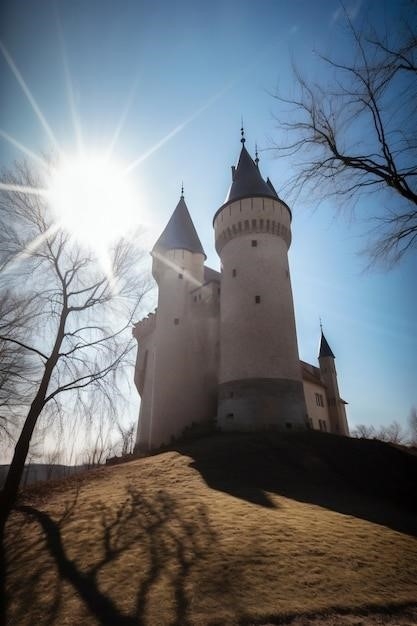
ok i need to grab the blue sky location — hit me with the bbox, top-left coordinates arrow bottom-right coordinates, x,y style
0,0 -> 416,434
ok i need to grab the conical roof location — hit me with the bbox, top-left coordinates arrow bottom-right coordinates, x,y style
319,332 -> 335,359
153,195 -> 206,258
225,143 -> 279,205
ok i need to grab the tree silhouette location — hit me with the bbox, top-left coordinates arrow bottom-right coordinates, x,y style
0,159 -> 150,524
272,4 -> 417,264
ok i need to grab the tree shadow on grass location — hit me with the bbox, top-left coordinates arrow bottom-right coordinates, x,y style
5,486 -> 217,626
177,431 -> 417,537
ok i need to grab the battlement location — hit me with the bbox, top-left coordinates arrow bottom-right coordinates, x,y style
214,197 -> 291,254
133,310 -> 157,340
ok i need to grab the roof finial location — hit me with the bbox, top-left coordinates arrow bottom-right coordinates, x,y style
181,181 -> 184,198
240,117 -> 245,144
319,316 -> 323,333
255,142 -> 259,166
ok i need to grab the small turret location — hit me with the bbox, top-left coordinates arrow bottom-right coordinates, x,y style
318,330 -> 349,436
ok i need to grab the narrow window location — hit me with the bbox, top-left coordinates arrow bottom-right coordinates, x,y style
178,273 -> 183,279
255,295 -> 261,304
251,219 -> 257,229
174,318 -> 179,325
244,220 -> 249,230
230,391 -> 234,398
315,392 -> 324,407
232,269 -> 237,277
251,239 -> 257,247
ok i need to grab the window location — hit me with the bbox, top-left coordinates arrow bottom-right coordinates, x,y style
174,318 -> 179,325
232,269 -> 237,277
230,391 -> 234,398
226,413 -> 234,419
178,273 -> 183,279
251,239 -> 257,247
285,422 -> 292,429
319,419 -> 327,432
255,295 -> 261,303
315,392 -> 324,407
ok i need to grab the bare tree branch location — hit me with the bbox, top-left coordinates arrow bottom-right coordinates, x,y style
0,158 -> 152,523
271,4 -> 417,264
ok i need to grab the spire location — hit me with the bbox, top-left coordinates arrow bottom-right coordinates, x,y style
319,330 -> 335,359
255,143 -> 259,167
153,194 -> 206,258
224,133 -> 279,205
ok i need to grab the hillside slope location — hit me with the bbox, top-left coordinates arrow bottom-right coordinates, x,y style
4,431 -> 417,625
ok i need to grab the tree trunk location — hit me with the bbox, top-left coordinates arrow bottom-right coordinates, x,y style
0,396 -> 45,520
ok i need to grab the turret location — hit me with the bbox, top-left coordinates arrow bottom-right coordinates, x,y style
318,330 -> 349,436
135,190 -> 208,450
214,130 -> 307,431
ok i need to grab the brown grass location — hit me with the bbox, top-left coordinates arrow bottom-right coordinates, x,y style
4,431 -> 417,625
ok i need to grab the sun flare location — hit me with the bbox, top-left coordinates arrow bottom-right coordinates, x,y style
48,155 -> 137,249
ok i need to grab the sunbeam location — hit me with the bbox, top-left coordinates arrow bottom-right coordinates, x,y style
0,222 -> 60,275
0,40 -> 61,154
55,10 -> 84,156
105,74 -> 141,162
152,250 -> 204,289
0,182 -> 48,197
123,79 -> 236,176
0,130 -> 49,170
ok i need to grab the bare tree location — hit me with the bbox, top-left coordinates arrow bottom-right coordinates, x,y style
352,420 -> 408,445
271,4 -> 417,264
117,420 -> 136,456
409,406 -> 417,446
0,160 -> 151,525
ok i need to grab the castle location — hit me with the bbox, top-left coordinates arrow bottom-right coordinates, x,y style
133,131 -> 349,451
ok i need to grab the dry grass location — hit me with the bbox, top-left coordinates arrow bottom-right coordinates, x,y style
4,431 -> 417,625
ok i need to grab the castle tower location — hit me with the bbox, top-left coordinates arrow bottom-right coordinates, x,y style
135,191 -> 208,450
318,330 -> 350,436
214,133 -> 307,430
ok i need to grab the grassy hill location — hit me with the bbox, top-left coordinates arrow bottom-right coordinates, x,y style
4,430 -> 417,625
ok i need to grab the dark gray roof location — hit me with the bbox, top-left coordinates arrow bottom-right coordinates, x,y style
153,195 -> 206,258
319,332 -> 335,359
225,144 -> 279,204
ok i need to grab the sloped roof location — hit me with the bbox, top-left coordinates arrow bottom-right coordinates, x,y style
319,332 -> 335,359
225,144 -> 279,205
153,195 -> 206,258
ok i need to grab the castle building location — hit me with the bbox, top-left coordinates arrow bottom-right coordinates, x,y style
133,132 -> 349,451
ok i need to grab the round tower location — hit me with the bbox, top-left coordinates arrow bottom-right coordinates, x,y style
139,191 -> 206,449
214,133 -> 307,431
318,330 -> 350,436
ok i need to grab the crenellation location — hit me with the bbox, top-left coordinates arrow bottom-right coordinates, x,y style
133,311 -> 157,340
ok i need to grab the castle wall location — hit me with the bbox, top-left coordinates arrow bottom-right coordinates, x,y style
135,249 -> 219,450
302,379 -> 330,432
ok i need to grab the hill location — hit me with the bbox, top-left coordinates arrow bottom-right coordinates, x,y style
3,430 -> 417,625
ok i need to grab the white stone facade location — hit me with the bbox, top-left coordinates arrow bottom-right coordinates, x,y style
133,140 -> 349,451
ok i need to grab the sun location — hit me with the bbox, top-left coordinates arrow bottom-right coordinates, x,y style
48,154 -> 137,249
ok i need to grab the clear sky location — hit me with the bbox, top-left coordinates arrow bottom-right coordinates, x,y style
0,0 -> 416,435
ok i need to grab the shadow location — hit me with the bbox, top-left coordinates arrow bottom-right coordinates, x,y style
5,486 -> 217,626
174,431 -> 417,537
